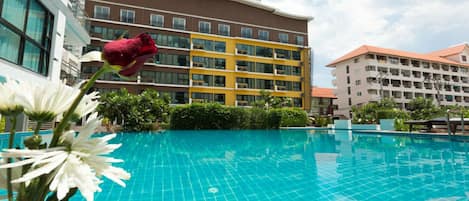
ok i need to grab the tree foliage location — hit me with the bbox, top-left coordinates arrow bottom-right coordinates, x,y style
352,98 -> 408,124
96,88 -> 170,131
407,97 -> 442,120
169,103 -> 308,129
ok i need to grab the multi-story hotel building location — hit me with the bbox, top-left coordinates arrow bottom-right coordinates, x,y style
310,87 -> 337,117
82,0 -> 313,110
0,0 -> 90,130
328,44 -> 469,118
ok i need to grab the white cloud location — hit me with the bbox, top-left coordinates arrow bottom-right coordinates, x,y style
262,0 -> 469,87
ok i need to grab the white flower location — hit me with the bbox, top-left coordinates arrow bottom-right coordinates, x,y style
0,78 -> 28,114
20,80 -> 79,121
74,90 -> 100,119
0,113 -> 130,201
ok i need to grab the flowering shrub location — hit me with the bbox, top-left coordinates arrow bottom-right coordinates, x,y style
0,33 -> 157,201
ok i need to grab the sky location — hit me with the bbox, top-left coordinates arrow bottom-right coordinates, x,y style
262,0 -> 469,88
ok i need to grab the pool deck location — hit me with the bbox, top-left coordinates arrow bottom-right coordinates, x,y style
281,126 -> 469,140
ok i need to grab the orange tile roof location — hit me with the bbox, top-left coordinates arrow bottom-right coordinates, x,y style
427,43 -> 468,57
312,87 -> 337,99
326,44 -> 469,67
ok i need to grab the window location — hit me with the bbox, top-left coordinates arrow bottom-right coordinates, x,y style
149,33 -> 190,49
354,58 -> 359,63
279,33 -> 288,43
346,66 -> 350,73
357,92 -> 362,96
296,36 -> 304,45
199,21 -> 211,34
192,56 -> 226,69
191,93 -> 225,104
94,5 -> 109,19
218,24 -> 230,36
463,55 -> 467,62
172,17 -> 186,30
241,27 -> 252,38
154,53 -> 189,66
255,46 -> 273,58
150,14 -> 164,27
255,63 -> 273,74
275,49 -> 291,59
0,0 -> 53,76
258,30 -> 269,41
120,9 -> 135,23
90,26 -> 129,40
292,51 -> 301,60
348,98 -> 352,106
192,74 -> 225,87
236,44 -> 255,56
347,77 -> 350,84
140,71 -> 189,85
192,38 -> 226,52
355,80 -> 361,85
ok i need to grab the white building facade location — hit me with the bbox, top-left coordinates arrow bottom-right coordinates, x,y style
328,44 -> 469,118
0,0 -> 90,130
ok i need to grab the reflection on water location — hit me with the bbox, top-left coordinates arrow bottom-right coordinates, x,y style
3,130 -> 468,200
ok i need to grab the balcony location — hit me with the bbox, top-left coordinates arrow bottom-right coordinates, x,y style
275,69 -> 286,75
236,65 -> 248,72
190,98 -> 205,103
275,85 -> 287,91
274,53 -> 287,60
192,62 -> 204,68
235,48 -> 248,56
191,80 -> 206,86
192,44 -> 204,50
235,100 -> 250,107
236,83 -> 249,89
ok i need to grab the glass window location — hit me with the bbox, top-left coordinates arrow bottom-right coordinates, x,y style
150,14 -> 164,27
94,5 -> 109,20
292,67 -> 301,76
218,24 -> 230,36
26,0 -> 46,43
256,79 -> 274,90
192,56 -> 225,69
296,36 -> 304,45
172,17 -> 186,30
293,82 -> 301,91
199,21 -> 211,34
258,30 -> 269,41
255,46 -> 273,58
255,63 -> 273,74
154,53 -> 189,66
214,76 -> 225,87
0,0 -> 53,76
0,24 -> 21,63
192,38 -> 225,52
236,44 -> 255,56
275,49 -> 291,59
279,33 -> 288,43
241,27 -> 252,38
236,60 -> 255,72
463,55 -> 467,62
1,0 -> 28,30
150,33 -> 190,49
22,41 -> 41,72
120,9 -> 135,23
292,51 -> 301,61
90,25 -> 129,40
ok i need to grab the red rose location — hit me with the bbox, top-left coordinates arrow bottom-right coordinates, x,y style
103,33 -> 158,76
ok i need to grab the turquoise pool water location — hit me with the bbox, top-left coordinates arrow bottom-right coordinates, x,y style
2,130 -> 469,200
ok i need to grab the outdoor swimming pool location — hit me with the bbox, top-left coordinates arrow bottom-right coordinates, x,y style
2,129 -> 469,200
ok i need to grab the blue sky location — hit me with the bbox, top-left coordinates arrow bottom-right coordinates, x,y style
262,0 -> 469,88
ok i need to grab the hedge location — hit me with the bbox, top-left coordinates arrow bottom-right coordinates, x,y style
169,103 -> 308,129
